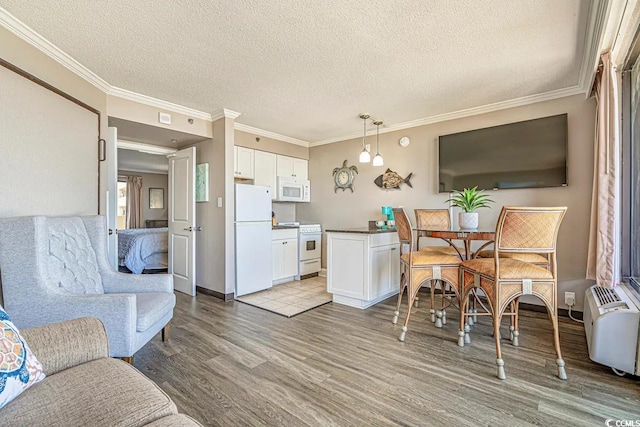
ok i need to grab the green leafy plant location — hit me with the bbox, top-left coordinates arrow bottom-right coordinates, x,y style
445,186 -> 494,213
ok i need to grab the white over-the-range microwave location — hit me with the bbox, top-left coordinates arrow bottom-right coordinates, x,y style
276,177 -> 310,202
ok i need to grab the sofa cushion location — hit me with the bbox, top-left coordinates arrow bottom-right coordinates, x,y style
137,293 -> 176,332
0,305 -> 45,409
145,414 -> 203,426
0,358 -> 177,427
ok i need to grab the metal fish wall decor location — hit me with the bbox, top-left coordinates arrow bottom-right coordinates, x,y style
374,169 -> 413,189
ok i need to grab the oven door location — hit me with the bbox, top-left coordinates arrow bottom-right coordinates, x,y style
299,233 -> 321,261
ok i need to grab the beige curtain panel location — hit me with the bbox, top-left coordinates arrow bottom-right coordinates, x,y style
125,176 -> 143,229
586,51 -> 621,289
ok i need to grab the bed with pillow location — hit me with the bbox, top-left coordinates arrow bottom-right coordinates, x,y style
118,227 -> 168,274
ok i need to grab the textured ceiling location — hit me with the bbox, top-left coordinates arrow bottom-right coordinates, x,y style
2,1 -> 589,142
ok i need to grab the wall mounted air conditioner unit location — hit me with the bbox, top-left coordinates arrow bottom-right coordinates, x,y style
584,283 -> 640,375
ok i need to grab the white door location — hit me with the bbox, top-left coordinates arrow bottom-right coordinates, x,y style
276,155 -> 294,177
236,222 -> 272,296
254,151 -> 277,199
293,158 -> 308,180
169,147 -> 196,296
283,238 -> 299,278
272,240 -> 284,281
234,146 -> 255,178
106,127 -> 118,270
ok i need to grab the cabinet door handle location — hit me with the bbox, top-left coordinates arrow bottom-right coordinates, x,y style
391,247 -> 397,251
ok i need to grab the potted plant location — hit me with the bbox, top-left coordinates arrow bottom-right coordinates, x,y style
446,186 -> 494,230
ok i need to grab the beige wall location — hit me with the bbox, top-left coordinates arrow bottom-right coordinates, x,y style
107,95 -> 212,138
0,27 -> 107,217
191,117 -> 236,296
235,130 -> 309,159
118,170 -> 168,226
192,135 -> 226,294
298,94 -> 596,310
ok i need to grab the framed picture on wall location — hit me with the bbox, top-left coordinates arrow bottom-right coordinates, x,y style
196,163 -> 210,202
149,188 -> 164,209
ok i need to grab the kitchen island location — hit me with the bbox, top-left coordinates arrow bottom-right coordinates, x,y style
325,228 -> 400,309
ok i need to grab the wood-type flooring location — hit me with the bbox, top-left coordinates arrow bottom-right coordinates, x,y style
134,291 -> 640,426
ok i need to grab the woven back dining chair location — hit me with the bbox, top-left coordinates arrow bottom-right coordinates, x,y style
457,206 -> 567,380
392,208 -> 462,341
414,208 -> 465,323
414,209 -> 462,256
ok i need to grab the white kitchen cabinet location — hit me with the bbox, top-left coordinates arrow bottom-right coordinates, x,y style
272,228 -> 299,284
293,158 -> 308,180
327,231 -> 400,308
254,150 -> 277,199
234,146 -> 254,179
276,155 -> 308,179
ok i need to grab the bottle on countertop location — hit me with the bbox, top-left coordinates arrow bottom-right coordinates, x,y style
272,211 -> 277,226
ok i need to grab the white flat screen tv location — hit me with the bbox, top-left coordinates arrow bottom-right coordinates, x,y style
438,114 -> 568,192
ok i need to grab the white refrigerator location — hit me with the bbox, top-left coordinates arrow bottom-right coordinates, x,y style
235,184 -> 273,296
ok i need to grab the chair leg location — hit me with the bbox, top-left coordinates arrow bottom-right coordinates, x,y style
430,280 -> 436,323
441,281 -> 448,325
511,298 -> 520,347
162,323 -> 170,342
431,280 -> 444,328
399,289 -> 417,342
494,314 -> 506,380
548,306 -> 567,380
458,290 -> 468,347
121,356 -> 134,365
392,275 -> 406,324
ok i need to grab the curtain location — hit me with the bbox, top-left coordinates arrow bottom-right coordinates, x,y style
586,51 -> 621,288
125,176 -> 143,229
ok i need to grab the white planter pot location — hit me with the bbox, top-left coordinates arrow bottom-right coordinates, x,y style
459,212 -> 478,230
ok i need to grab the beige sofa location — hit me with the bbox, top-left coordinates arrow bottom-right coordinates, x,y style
0,317 -> 201,427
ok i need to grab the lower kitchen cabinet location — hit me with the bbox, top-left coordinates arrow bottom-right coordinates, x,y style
326,230 -> 400,309
272,229 -> 298,284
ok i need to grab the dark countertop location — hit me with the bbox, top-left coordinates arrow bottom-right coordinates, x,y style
272,225 -> 299,230
325,227 -> 398,234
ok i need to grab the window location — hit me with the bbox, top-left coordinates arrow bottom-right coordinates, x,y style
622,35 -> 640,290
117,181 -> 127,230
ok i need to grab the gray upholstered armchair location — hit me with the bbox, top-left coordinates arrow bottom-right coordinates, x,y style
0,215 -> 175,361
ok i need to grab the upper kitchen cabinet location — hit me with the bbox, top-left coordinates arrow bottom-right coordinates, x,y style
234,146 -> 254,179
276,155 -> 308,180
254,150 -> 277,199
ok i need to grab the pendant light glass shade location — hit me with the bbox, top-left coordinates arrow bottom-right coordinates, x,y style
372,120 -> 384,166
359,148 -> 371,163
359,113 -> 370,163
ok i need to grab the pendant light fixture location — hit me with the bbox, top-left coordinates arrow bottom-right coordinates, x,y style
372,120 -> 384,166
358,113 -> 371,163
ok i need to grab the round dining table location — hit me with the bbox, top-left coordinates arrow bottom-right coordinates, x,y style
415,228 -> 496,260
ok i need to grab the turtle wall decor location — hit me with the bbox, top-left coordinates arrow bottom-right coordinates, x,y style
332,160 -> 358,193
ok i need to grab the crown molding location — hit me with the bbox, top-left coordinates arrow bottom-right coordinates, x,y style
211,108 -> 242,121
310,85 -> 585,147
108,86 -> 213,121
117,166 -> 168,175
0,6 -> 111,92
117,139 -> 178,155
234,122 -> 310,147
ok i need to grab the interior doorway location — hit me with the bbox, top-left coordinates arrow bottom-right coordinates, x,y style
106,117 -> 209,296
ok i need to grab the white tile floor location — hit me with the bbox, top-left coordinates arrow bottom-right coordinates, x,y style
236,276 -> 331,317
